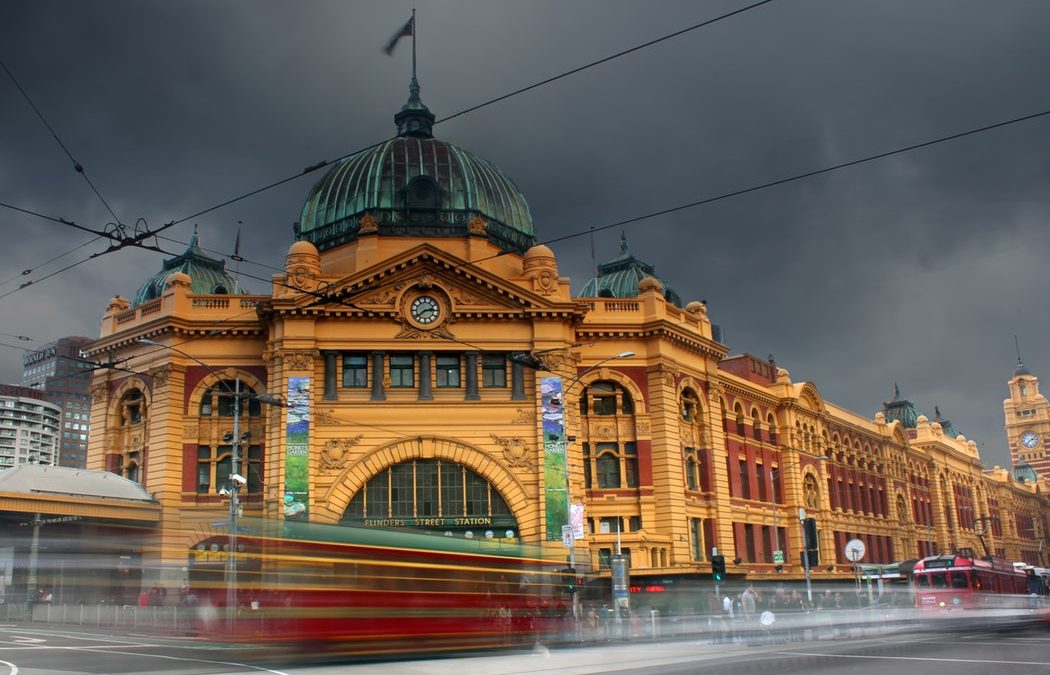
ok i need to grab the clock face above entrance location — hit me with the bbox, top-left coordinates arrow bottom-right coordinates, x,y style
410,295 -> 441,324
1020,431 -> 1040,449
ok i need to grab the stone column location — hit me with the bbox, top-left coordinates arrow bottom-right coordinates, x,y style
370,351 -> 386,401
418,351 -> 433,401
465,352 -> 480,400
323,351 -> 338,400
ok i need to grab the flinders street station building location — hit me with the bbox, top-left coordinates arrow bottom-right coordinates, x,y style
77,80 -> 1049,604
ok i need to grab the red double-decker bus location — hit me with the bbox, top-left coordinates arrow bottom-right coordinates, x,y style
189,519 -> 572,657
912,554 -> 1030,612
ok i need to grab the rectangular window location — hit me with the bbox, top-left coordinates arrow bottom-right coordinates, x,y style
624,441 -> 638,488
196,446 -> 211,493
482,353 -> 507,387
436,354 -> 461,388
367,473 -> 389,518
739,459 -> 751,500
416,461 -> 438,516
247,444 -> 262,493
389,354 -> 415,388
465,471 -> 488,516
690,518 -> 703,561
583,442 -> 592,488
342,354 -> 368,387
756,464 -> 767,502
390,463 -> 413,517
441,464 -> 463,517
630,515 -> 642,531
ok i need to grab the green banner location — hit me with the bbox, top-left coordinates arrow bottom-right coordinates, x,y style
284,376 -> 310,521
542,376 -> 567,541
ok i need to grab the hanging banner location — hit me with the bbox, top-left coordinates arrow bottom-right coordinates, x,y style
284,376 -> 311,521
541,376 -> 566,541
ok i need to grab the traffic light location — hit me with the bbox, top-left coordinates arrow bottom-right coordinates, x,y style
563,567 -> 577,594
711,554 -> 726,581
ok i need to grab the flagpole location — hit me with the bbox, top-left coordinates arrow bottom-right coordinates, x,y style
411,8 -> 417,82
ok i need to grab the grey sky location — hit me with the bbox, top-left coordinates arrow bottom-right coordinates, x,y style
2,0 -> 1049,469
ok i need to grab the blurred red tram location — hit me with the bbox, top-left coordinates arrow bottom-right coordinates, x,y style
188,519 -> 572,655
912,553 -> 1030,612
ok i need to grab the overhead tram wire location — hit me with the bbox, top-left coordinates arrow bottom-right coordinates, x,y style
449,106 -> 1050,272
134,0 -> 779,241
0,236 -> 105,289
1,57 -> 123,226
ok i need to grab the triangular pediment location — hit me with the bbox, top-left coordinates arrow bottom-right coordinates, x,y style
277,243 -> 581,319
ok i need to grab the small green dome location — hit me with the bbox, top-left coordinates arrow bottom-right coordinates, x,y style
297,78 -> 534,254
132,230 -> 247,306
579,233 -> 682,307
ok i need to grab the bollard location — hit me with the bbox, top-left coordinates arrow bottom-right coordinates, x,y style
649,609 -> 659,639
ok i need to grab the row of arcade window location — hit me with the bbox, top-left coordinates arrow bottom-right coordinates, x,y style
115,389 -> 146,483
323,351 -> 525,401
341,459 -> 514,523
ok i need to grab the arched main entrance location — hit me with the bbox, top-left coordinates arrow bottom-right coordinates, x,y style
340,459 -> 520,540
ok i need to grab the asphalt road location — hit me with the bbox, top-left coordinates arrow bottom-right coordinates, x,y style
1,621 -> 1047,674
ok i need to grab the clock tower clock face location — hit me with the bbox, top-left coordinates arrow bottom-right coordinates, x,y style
410,295 -> 441,325
1020,431 -> 1040,449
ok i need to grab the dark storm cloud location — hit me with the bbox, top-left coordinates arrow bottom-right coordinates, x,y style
2,0 -> 1049,468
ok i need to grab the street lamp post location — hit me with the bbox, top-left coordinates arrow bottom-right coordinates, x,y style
555,351 -> 634,624
137,338 -> 281,633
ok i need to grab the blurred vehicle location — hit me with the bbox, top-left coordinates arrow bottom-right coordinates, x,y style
189,519 -> 571,656
912,553 -> 1032,612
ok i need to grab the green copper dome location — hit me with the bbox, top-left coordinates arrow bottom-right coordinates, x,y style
132,230 -> 248,306
297,78 -> 535,254
883,384 -> 920,428
579,233 -> 682,307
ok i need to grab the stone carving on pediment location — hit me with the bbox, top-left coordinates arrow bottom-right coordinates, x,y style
596,424 -> 615,440
92,385 -> 107,404
449,287 -> 479,306
466,216 -> 488,235
510,409 -> 535,425
315,409 -> 342,426
358,213 -> 380,234
395,322 -> 455,340
289,265 -> 315,291
491,434 -> 536,471
361,280 -> 409,307
534,350 -> 576,373
320,435 -> 362,471
183,423 -> 198,442
415,273 -> 437,290
636,420 -> 650,435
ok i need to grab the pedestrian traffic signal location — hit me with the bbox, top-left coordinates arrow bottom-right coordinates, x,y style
711,554 -> 726,581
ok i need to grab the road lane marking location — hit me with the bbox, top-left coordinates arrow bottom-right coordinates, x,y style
774,650 -> 1050,666
0,659 -> 16,675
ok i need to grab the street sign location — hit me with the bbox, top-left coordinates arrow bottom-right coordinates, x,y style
845,538 -> 866,562
773,550 -> 784,564
562,524 -> 573,548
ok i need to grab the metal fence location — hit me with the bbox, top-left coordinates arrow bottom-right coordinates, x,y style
0,602 -> 197,633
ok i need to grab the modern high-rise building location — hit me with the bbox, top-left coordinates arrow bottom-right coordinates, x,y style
22,336 -> 94,468
0,384 -> 61,469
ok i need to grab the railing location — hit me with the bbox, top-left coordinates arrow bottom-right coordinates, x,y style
115,309 -> 138,325
139,298 -> 162,315
0,602 -> 197,634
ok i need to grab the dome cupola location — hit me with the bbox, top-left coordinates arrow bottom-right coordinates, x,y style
132,229 -> 247,306
579,233 -> 682,307
297,78 -> 534,255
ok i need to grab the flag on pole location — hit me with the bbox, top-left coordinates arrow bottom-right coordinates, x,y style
232,222 -> 243,261
383,16 -> 414,56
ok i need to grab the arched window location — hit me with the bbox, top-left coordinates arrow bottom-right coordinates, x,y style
213,285 -> 228,295
897,494 -> 909,523
596,451 -> 621,489
767,414 -> 778,445
583,380 -> 634,416
752,412 -> 762,441
195,379 -> 263,494
682,389 -> 700,422
341,460 -> 516,535
734,404 -> 745,436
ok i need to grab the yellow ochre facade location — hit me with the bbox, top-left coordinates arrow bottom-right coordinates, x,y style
83,82 -> 1049,594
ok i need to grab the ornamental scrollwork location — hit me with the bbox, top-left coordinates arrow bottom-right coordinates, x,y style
361,280 -> 408,306
358,213 -> 380,234
510,409 -> 535,425
150,367 -> 170,387
182,423 -> 198,442
533,269 -> 558,297
491,434 -> 536,471
320,435 -> 363,471
314,409 -> 342,426
92,385 -> 107,403
276,350 -> 318,372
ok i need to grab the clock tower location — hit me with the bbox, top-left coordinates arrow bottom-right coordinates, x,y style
1004,358 -> 1050,480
